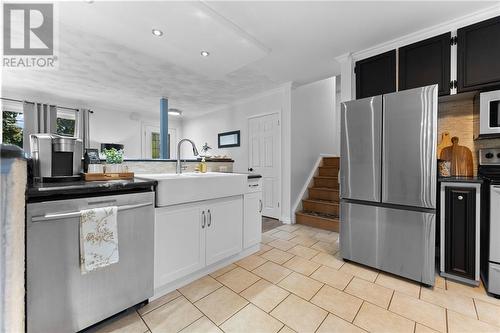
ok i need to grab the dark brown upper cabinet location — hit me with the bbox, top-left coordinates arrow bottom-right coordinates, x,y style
399,32 -> 451,96
457,16 -> 500,92
355,50 -> 396,99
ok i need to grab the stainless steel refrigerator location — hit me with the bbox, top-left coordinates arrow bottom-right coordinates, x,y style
340,85 -> 438,286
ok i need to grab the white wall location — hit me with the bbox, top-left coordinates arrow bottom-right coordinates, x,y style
290,76 -> 338,208
181,85 -> 293,222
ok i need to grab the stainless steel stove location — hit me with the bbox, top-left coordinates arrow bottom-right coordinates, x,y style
479,148 -> 500,296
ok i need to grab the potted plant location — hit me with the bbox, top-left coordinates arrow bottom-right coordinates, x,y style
103,148 -> 124,173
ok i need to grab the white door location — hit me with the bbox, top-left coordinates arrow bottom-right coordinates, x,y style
248,113 -> 281,219
205,197 -> 243,266
244,191 -> 262,248
154,203 -> 205,288
142,124 -> 177,159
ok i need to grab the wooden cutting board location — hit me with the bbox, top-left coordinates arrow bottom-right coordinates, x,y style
437,132 -> 452,158
439,136 -> 473,176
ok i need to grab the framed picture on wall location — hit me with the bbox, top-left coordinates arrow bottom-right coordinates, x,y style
218,130 -> 240,148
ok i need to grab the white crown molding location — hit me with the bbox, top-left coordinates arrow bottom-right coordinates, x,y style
352,3 -> 500,61
334,52 -> 352,64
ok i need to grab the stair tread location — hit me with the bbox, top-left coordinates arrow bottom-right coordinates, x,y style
310,187 -> 339,192
303,199 -> 339,205
315,176 -> 338,179
297,211 -> 339,221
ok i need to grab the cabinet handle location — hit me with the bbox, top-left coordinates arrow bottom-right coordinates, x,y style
201,211 -> 206,228
207,209 -> 212,227
457,195 -> 464,200
259,199 -> 263,213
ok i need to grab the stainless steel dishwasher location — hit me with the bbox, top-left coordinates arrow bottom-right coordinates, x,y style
26,191 -> 154,333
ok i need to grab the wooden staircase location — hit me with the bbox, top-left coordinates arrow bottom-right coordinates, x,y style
296,157 -> 340,232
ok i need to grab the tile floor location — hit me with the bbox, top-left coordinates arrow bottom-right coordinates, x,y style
88,223 -> 500,333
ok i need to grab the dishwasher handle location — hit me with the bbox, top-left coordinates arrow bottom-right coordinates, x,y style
31,202 -> 152,222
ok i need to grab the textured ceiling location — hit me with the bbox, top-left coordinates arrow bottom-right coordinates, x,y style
2,1 -> 497,117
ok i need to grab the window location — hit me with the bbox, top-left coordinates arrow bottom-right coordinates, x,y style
56,108 -> 77,137
151,132 -> 160,159
2,100 -> 24,148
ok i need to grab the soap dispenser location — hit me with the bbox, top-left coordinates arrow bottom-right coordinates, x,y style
200,157 -> 207,173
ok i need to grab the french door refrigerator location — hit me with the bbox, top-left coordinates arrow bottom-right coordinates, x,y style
340,85 -> 438,286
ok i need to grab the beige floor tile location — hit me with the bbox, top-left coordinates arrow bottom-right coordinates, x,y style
278,326 -> 297,333
375,273 -> 421,299
240,279 -> 290,312
389,292 -> 446,332
415,323 -> 440,333
475,299 -> 500,328
345,277 -> 393,308
269,239 -> 296,251
339,262 -> 378,282
434,275 -> 446,289
137,290 -> 181,316
179,316 -> 222,333
283,256 -> 321,276
92,310 -> 147,333
263,229 -> 280,236
316,314 -> 365,333
179,275 -> 223,302
354,302 -> 414,333
447,310 -> 500,333
270,294 -> 327,333
142,296 -> 203,333
278,272 -> 324,300
310,285 -> 363,322
194,287 -> 248,325
292,228 -> 318,237
311,241 -> 338,254
310,265 -> 353,290
289,235 -> 318,247
262,234 -> 277,244
287,245 -> 319,260
216,267 -> 260,293
253,261 -> 293,284
210,263 -> 237,278
272,230 -> 296,240
311,252 -> 345,270
236,254 -> 267,271
446,280 -> 500,306
420,287 -> 476,318
277,224 -> 302,232
261,248 -> 295,265
313,232 -> 338,243
256,244 -> 273,255
221,304 -> 284,333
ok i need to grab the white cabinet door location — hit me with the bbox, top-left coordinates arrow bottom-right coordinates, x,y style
244,192 -> 262,248
154,203 -> 205,288
205,197 -> 243,266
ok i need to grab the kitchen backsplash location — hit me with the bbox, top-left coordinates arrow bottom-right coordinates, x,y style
123,160 -> 234,174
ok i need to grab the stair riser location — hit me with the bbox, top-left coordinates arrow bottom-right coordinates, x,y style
309,189 -> 339,201
314,178 -> 339,189
296,214 -> 339,232
322,158 -> 340,168
318,167 -> 338,177
303,201 -> 339,215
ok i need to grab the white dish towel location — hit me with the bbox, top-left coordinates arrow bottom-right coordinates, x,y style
80,206 -> 119,274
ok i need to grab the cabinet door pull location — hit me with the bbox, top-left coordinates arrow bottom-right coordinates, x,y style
259,199 -> 263,213
457,195 -> 464,200
207,209 -> 212,227
201,211 -> 206,228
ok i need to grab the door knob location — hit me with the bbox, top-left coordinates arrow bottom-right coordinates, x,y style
248,168 -> 254,172
457,196 -> 463,200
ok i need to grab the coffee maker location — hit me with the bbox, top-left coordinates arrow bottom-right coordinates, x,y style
30,134 -> 83,182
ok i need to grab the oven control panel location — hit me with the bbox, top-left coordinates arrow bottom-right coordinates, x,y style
479,148 -> 500,165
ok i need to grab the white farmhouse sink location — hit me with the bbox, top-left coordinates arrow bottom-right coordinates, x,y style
136,172 -> 247,206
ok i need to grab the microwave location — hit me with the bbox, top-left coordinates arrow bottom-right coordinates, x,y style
474,90 -> 500,139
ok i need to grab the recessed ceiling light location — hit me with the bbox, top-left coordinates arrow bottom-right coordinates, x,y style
200,50 -> 210,57
152,29 -> 163,37
168,108 -> 182,116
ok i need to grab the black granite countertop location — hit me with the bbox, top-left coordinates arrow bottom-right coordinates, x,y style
438,176 -> 483,184
27,178 -> 157,202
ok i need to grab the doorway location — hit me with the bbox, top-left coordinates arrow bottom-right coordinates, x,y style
142,124 -> 177,159
248,112 -> 281,219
